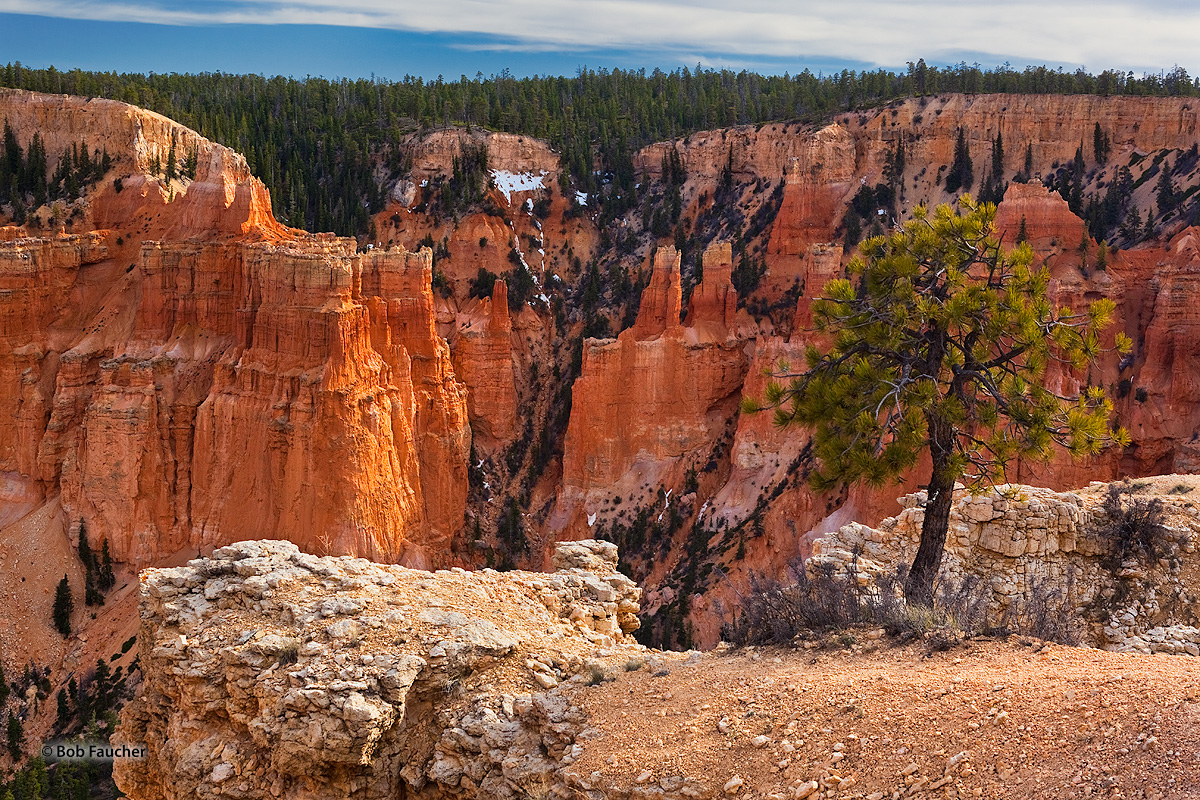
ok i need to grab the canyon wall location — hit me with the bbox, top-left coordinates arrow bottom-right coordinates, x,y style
0,93 -> 473,570
5,90 -> 1200,658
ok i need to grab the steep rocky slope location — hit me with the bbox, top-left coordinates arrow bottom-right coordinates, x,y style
114,534 -> 1200,800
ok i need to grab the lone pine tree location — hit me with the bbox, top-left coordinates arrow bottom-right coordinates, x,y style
53,574 -> 73,637
749,196 -> 1128,604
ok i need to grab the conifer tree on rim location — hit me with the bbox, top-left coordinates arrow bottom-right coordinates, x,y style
746,196 -> 1130,605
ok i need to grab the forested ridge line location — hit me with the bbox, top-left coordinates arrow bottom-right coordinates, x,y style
1,60 -> 1197,236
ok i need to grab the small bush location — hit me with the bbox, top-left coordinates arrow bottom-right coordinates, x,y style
1093,482 -> 1169,569
1013,573 -> 1081,646
586,664 -> 607,685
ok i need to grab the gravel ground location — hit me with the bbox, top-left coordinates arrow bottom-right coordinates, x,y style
569,636 -> 1200,800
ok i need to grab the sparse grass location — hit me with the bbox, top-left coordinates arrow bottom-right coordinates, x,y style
277,638 -> 300,666
624,658 -> 644,672
723,556 -> 1078,650
1168,484 -> 1193,495
586,663 -> 609,685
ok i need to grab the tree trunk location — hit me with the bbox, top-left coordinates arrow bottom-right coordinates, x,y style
905,416 -> 956,606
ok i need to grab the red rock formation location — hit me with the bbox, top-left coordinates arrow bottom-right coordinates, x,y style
0,93 -> 469,570
1121,227 -> 1200,474
683,242 -> 737,339
451,280 -> 519,450
0,88 -> 286,241
630,245 -> 684,338
994,182 -> 1088,248
554,245 -> 747,535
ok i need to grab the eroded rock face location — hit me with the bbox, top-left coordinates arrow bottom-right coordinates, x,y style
451,280 -> 518,450
555,244 -> 746,532
0,92 -> 474,568
114,538 -> 641,800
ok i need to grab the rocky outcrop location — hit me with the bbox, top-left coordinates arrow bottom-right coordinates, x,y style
993,182 -> 1088,248
682,242 -> 737,337
0,88 -> 284,239
0,92 -> 473,569
114,538 -> 641,800
810,477 -> 1200,654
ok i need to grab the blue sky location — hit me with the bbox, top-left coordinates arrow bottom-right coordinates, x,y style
0,1 -> 1196,81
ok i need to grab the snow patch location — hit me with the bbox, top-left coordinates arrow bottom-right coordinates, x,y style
491,169 -> 546,203
574,191 -> 589,206
587,512 -> 598,527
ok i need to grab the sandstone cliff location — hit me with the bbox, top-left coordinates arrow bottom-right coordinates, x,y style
0,94 -> 472,572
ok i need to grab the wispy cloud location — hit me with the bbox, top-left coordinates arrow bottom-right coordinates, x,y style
0,0 -> 1196,73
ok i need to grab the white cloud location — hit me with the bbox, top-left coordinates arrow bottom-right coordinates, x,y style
0,0 -> 1196,73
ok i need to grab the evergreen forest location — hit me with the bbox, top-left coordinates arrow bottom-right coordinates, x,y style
1,60 -> 1196,236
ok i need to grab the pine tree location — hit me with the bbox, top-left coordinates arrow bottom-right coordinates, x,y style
1023,142 -> 1034,180
945,127 -> 973,193
183,145 -> 198,180
749,197 -> 1127,604
1069,145 -> 1086,212
76,138 -> 91,180
1017,215 -> 1028,243
1093,123 -> 1110,164
719,144 -> 733,195
0,661 -> 7,705
1096,241 -> 1109,270
980,130 -> 1006,204
53,574 -> 73,636
84,569 -> 103,607
99,538 -> 115,591
55,689 -> 70,730
1156,166 -> 1176,216
6,711 -> 23,760
77,521 -> 94,570
165,139 -> 177,182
